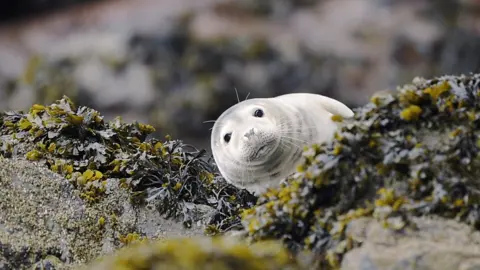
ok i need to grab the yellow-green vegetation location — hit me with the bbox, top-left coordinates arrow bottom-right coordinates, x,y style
0,96 -> 257,233
240,74 -> 480,268
88,236 -> 308,270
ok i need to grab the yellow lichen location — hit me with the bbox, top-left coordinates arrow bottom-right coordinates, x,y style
98,217 -> 106,227
25,150 -> 42,161
370,95 -> 382,106
83,170 -> 94,181
332,145 -> 343,155
424,81 -> 450,100
67,114 -> 84,125
400,105 -> 422,121
399,89 -> 422,105
119,233 -> 145,245
48,143 -> 56,153
173,182 -> 182,191
17,118 -> 32,131
199,171 -> 214,184
449,128 -> 462,138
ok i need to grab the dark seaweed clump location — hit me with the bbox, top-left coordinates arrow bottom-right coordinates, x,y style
241,73 -> 480,268
0,96 -> 257,231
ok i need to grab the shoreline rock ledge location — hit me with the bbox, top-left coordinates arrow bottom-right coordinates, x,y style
2,73 -> 480,269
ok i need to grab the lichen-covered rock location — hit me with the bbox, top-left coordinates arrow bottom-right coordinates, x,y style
0,157 -> 213,269
341,217 -> 480,270
0,95 -> 256,227
0,96 -> 257,268
240,73 -> 480,268
85,237 -> 309,270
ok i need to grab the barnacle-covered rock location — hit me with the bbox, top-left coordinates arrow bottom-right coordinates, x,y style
86,236 -> 309,270
241,73 -> 480,268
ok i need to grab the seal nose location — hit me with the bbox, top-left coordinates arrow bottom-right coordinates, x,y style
243,128 -> 257,141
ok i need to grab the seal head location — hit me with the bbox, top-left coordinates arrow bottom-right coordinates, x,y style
210,93 -> 354,194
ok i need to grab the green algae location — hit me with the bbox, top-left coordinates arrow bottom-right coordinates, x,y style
240,73 -> 480,268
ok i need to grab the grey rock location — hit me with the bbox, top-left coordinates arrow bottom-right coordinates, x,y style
0,157 -> 215,269
341,217 -> 480,270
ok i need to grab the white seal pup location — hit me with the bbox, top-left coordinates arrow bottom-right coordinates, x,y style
210,93 -> 354,194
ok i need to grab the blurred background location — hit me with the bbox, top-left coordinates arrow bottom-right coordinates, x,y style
0,0 -> 479,150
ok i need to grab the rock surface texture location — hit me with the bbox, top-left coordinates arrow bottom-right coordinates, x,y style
0,157 -> 212,270
342,217 -> 480,270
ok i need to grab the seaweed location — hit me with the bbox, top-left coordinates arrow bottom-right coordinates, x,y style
241,73 -> 480,268
0,96 -> 256,232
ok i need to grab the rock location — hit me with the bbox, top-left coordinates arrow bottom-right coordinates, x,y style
0,157 -> 213,269
341,217 -> 480,270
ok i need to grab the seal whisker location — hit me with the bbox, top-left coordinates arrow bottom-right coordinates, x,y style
280,138 -> 304,150
281,135 -> 309,145
277,123 -> 319,131
234,87 -> 240,103
279,130 -> 318,135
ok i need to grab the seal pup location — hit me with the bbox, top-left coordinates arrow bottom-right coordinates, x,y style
210,93 -> 354,194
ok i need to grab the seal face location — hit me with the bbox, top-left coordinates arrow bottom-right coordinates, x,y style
210,93 -> 354,195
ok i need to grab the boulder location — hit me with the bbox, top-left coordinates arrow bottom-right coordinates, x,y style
342,217 -> 480,270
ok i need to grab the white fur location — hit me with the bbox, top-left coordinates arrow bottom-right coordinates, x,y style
210,93 -> 354,194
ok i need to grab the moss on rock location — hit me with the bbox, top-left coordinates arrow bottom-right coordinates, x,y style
86,236 -> 308,270
240,73 -> 480,268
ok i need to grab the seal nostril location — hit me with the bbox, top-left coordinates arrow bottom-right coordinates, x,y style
244,128 -> 256,138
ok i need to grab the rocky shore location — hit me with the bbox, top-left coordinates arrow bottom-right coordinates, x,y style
2,73 -> 480,269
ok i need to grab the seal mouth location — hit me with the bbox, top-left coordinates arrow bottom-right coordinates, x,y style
252,144 -> 270,159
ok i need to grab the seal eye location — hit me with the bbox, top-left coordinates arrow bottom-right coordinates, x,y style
223,132 -> 232,143
253,109 -> 264,118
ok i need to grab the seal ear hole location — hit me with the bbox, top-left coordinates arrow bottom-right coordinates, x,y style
223,132 -> 232,143
253,109 -> 264,118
